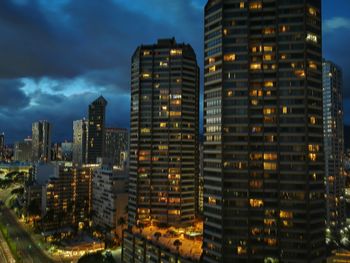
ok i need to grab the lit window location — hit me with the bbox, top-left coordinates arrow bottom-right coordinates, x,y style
309,153 -> 317,161
263,46 -> 273,52
251,99 -> 259,106
282,106 -> 288,114
309,116 -> 316,124
251,45 -> 262,53
250,180 -> 263,189
209,65 -> 216,72
250,63 -> 261,70
160,61 -> 168,67
309,7 -> 317,16
140,128 -> 150,134
280,54 -> 287,60
263,54 -> 272,61
264,162 -> 277,170
308,144 -> 320,152
170,111 -> 181,117
264,153 -> 277,161
227,90 -> 233,97
263,108 -> 275,115
141,73 -> 151,79
250,199 -> 264,207
224,53 -> 236,61
240,2 -> 245,9
263,28 -> 275,35
265,135 -> 274,143
237,245 -> 246,255
158,145 -> 168,150
170,49 -> 182,56
223,28 -> 228,36
168,210 -> 180,215
294,70 -> 305,78
264,81 -> 274,88
142,50 -> 151,56
280,210 -> 293,219
250,90 -> 263,97
280,25 -> 288,32
306,33 -> 318,43
208,57 -> 215,64
249,2 -> 262,9
309,61 -> 317,70
160,122 -> 167,128
208,196 -> 216,205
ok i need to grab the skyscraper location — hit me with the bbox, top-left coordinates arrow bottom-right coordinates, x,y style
73,119 -> 88,165
32,121 -> 51,162
123,38 -> 201,262
203,1 -> 324,262
323,60 -> 345,239
0,133 -> 4,160
104,128 -> 129,168
87,96 -> 107,164
14,137 -> 32,162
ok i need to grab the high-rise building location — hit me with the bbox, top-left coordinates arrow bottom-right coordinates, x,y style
323,60 -> 345,238
0,132 -> 5,160
41,163 -> 93,231
123,38 -> 201,262
104,128 -> 129,168
73,119 -> 88,165
92,162 -> 128,239
87,97 -> 107,164
61,141 -> 73,161
203,1 -> 324,262
14,138 -> 32,162
32,121 -> 51,162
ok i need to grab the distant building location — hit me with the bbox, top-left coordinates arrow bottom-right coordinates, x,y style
323,60 -> 346,237
92,162 -> 128,239
0,133 -> 5,160
14,138 -> 32,162
41,163 -> 93,232
104,128 -> 129,168
61,142 -> 73,161
87,97 -> 107,164
73,119 -> 88,165
32,121 -> 51,162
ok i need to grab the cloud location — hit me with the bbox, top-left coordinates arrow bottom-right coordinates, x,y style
324,17 -> 350,32
0,79 -> 30,110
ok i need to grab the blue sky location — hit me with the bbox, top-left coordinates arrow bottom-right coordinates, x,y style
0,0 -> 349,143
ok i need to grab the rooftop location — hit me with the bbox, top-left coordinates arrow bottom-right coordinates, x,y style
132,220 -> 203,261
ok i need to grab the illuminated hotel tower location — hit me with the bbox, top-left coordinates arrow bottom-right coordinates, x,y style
128,38 -> 199,227
203,1 -> 325,262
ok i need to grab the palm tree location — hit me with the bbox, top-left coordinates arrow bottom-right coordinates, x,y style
154,232 -> 161,242
173,239 -> 182,252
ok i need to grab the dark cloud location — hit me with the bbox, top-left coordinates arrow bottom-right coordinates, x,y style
0,79 -> 30,110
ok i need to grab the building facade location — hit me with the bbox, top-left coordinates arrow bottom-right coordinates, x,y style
92,163 -> 128,238
32,121 -> 51,162
123,38 -> 200,262
14,138 -> 32,162
41,163 -> 93,231
203,1 -> 325,262
323,60 -> 346,238
87,97 -> 107,164
73,119 -> 88,165
104,128 -> 129,168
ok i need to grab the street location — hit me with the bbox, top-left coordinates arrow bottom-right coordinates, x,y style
0,206 -> 54,263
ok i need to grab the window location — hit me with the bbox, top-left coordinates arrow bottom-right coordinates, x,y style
309,7 -> 317,16
306,33 -> 318,43
142,50 -> 151,56
224,53 -> 236,61
309,61 -> 317,70
209,57 -> 215,64
249,2 -> 262,9
264,153 -> 277,161
263,46 -> 273,52
308,144 -> 320,152
250,63 -> 261,70
170,49 -> 182,56
160,61 -> 168,67
160,122 -> 167,128
309,153 -> 317,161
223,28 -> 228,36
263,28 -> 275,35
282,106 -> 288,114
279,25 -> 288,33
170,111 -> 181,117
240,2 -> 245,9
280,210 -> 293,219
264,81 -> 274,88
237,246 -> 246,255
209,65 -> 216,72
263,54 -> 272,61
208,196 -> 217,205
141,73 -> 151,79
294,70 -> 305,78
250,199 -> 263,207
263,107 -> 275,115
309,116 -> 316,124
264,162 -> 277,170
141,128 -> 150,134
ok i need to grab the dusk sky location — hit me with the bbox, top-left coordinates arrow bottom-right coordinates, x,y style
0,0 -> 349,144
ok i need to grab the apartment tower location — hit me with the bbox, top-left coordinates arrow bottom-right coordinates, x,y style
323,60 -> 345,239
32,120 -> 51,162
203,1 -> 325,262
87,96 -> 107,164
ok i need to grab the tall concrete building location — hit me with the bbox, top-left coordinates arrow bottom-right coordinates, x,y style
203,1 -> 325,262
92,163 -> 128,239
323,60 -> 345,239
14,138 -> 32,162
73,119 -> 88,165
0,133 -> 4,160
87,97 -> 107,164
32,121 -> 51,162
123,38 -> 201,262
104,128 -> 129,168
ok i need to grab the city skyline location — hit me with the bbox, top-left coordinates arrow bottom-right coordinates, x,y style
0,0 -> 349,144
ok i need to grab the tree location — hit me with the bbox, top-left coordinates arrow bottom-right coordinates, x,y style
154,232 -> 161,242
117,217 -> 126,229
173,239 -> 182,252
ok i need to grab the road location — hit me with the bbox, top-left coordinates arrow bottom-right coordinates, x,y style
0,206 -> 54,263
